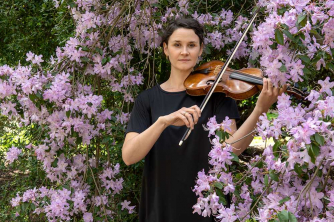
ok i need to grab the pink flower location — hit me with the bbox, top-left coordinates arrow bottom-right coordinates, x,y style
32,55 -> 44,65
216,204 -> 238,221
205,115 -> 221,137
11,195 -> 21,207
318,77 -> 334,96
120,200 -> 136,214
26,51 -> 35,61
83,212 -> 93,222
221,116 -> 232,132
5,146 -> 21,164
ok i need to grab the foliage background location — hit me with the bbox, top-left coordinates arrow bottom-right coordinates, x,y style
1,0 -> 333,221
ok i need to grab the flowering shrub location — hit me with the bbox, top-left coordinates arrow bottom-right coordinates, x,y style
0,0 -> 333,221
192,0 -> 334,221
193,78 -> 334,221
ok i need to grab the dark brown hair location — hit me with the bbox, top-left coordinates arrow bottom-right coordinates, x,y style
160,17 -> 204,46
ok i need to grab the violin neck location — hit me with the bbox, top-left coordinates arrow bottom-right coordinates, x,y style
229,72 -> 306,100
229,72 -> 263,85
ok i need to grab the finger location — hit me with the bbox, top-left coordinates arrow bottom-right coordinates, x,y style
184,112 -> 194,129
263,78 -> 268,91
178,113 -> 190,128
274,85 -> 280,97
267,78 -> 273,93
184,112 -> 195,129
185,107 -> 199,124
279,84 -> 288,95
191,105 -> 201,117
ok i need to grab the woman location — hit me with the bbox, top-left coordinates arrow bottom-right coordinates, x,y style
122,17 -> 286,222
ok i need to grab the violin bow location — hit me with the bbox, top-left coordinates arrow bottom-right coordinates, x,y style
179,7 -> 260,146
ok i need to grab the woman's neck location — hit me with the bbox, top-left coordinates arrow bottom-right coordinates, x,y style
161,67 -> 191,91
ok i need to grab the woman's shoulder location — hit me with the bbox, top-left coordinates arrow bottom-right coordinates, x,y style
137,85 -> 159,97
134,85 -> 159,104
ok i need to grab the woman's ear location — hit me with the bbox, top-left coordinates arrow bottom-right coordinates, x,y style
163,42 -> 169,57
199,43 -> 204,56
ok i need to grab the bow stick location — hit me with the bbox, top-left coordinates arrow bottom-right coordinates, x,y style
179,7 -> 260,146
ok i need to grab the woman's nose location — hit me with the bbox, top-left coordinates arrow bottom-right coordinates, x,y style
181,47 -> 189,55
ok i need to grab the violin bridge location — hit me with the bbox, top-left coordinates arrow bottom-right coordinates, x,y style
214,65 -> 223,76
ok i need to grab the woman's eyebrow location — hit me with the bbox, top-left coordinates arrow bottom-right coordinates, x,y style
172,40 -> 198,43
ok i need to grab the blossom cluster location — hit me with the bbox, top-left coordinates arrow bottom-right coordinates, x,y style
11,162 -> 135,221
192,77 -> 334,221
253,0 -> 334,85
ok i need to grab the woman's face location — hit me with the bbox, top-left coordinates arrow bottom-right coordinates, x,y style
163,28 -> 203,73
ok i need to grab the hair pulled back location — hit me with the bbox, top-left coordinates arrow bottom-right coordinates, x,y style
160,17 -> 204,46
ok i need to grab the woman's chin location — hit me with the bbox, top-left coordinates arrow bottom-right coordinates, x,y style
175,65 -> 195,72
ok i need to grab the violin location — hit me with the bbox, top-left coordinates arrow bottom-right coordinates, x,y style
184,60 -> 305,100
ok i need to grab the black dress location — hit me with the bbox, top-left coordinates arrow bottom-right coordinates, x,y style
126,84 -> 240,222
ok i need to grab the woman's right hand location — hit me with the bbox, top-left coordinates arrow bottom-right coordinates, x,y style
160,105 -> 201,130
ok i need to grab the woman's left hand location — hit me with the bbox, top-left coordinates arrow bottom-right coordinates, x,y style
255,78 -> 287,114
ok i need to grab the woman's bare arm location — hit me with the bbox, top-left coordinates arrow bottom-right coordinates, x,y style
122,105 -> 201,166
122,117 -> 167,166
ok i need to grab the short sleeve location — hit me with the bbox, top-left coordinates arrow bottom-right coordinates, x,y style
125,92 -> 151,134
213,93 -> 240,123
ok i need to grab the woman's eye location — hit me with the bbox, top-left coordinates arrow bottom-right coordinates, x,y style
174,44 -> 180,47
189,44 -> 195,47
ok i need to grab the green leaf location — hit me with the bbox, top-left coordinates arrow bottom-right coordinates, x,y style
51,159 -> 58,168
95,47 -> 103,56
288,214 -> 298,222
306,145 -> 316,164
277,210 -> 289,221
267,112 -> 278,120
282,29 -> 294,40
204,45 -> 211,55
215,188 -> 228,205
298,55 -> 311,64
102,137 -> 111,144
272,140 -> 281,158
277,210 -> 297,222
66,110 -> 71,118
275,29 -> 284,45
36,92 -> 43,99
269,170 -> 279,182
216,131 -> 224,141
151,3 -> 161,8
297,14 -> 307,27
279,197 -> 291,204
21,202 -> 30,212
326,63 -> 334,72
102,57 -> 108,66
80,57 -> 90,63
277,7 -> 288,15
279,64 -> 287,72
302,67 -> 311,75
298,32 -> 305,40
310,29 -> 323,45
231,152 -> 239,162
314,133 -> 325,146
29,93 -> 38,102
68,1 -> 76,8
214,182 -> 224,189
81,46 -> 90,52
311,143 -> 320,157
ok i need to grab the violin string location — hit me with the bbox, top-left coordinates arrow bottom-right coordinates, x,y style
228,70 -> 263,80
229,73 -> 263,85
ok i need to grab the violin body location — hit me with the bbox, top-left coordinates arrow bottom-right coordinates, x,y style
184,60 -> 264,100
